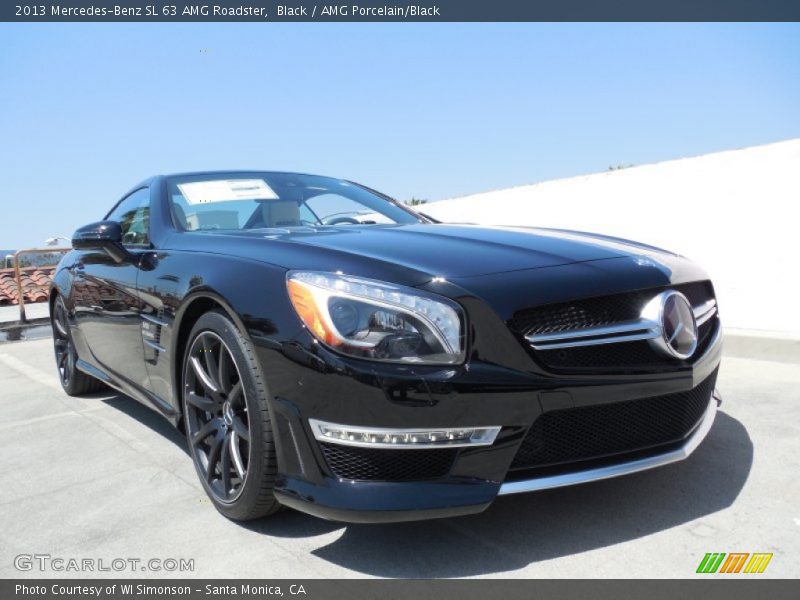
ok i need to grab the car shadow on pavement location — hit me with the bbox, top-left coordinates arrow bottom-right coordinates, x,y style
245,410 -> 753,577
99,393 -> 188,452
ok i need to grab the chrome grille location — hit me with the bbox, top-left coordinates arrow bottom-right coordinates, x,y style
514,281 -> 717,373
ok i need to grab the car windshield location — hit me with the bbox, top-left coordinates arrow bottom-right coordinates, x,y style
167,172 -> 421,232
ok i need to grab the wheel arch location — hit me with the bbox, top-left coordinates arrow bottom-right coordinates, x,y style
49,265 -> 74,314
170,290 -> 257,426
49,280 -> 73,328
48,285 -> 59,315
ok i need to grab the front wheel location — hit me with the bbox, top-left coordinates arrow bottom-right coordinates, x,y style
182,311 -> 280,520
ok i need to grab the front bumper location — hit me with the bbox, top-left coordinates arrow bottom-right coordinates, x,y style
257,316 -> 723,523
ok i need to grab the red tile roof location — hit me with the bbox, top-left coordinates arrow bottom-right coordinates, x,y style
0,267 -> 54,306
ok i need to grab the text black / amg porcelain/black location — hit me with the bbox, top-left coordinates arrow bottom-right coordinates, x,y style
51,171 -> 722,523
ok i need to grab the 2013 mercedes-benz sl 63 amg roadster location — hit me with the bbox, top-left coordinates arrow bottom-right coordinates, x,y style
51,171 -> 722,522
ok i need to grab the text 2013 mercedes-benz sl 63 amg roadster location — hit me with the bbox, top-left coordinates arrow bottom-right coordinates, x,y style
51,171 -> 722,522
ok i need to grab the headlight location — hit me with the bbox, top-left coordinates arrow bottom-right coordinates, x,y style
287,271 -> 465,364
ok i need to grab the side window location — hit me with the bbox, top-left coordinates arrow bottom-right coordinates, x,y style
106,188 -> 151,246
298,203 -> 317,225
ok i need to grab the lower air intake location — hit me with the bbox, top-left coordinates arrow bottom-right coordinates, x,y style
320,443 -> 458,481
508,369 -> 717,476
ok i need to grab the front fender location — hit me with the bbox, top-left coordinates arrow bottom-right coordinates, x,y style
136,250 -> 300,420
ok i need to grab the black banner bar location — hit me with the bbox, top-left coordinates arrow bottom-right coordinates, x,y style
4,580 -> 800,600
3,0 -> 800,22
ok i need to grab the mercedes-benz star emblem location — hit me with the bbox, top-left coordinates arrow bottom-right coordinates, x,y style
642,291 -> 698,359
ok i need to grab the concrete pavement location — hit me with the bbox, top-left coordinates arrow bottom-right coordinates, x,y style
0,338 -> 798,578
0,301 -> 49,325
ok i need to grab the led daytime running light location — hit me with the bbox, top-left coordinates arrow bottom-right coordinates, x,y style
309,419 -> 500,449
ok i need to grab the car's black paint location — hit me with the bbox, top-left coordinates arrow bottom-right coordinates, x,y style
52,172 -> 721,522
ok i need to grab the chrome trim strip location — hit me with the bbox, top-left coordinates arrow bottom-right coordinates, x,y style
695,309 -> 716,327
694,300 -> 717,327
525,299 -> 716,350
498,397 -> 717,495
527,320 -> 660,350
309,419 -> 501,449
140,313 -> 169,327
144,339 -> 166,353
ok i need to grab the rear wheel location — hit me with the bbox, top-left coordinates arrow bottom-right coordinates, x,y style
182,311 -> 280,520
52,295 -> 106,396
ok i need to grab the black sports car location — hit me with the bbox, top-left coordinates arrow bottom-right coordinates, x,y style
51,171 -> 722,522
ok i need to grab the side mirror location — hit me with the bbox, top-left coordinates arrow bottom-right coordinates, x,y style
72,221 -> 133,263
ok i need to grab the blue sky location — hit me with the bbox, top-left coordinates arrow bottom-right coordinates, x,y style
1,23 -> 799,248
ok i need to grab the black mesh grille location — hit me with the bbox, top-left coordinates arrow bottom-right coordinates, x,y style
320,443 -> 458,481
508,369 -> 717,474
513,281 -> 717,373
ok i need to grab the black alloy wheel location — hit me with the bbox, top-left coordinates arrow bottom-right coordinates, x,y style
53,297 -> 75,387
182,311 -> 279,520
52,295 -> 105,396
184,330 -> 250,502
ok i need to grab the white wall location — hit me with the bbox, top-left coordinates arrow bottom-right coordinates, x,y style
424,139 -> 800,334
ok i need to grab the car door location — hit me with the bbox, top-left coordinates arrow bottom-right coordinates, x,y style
71,187 -> 152,392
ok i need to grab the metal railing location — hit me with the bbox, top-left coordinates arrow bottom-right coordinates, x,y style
11,248 -> 69,323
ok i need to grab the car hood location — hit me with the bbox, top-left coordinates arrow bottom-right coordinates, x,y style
195,223 -> 677,279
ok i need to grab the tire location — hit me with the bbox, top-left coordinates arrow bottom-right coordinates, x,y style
52,295 -> 106,396
182,310 -> 280,520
